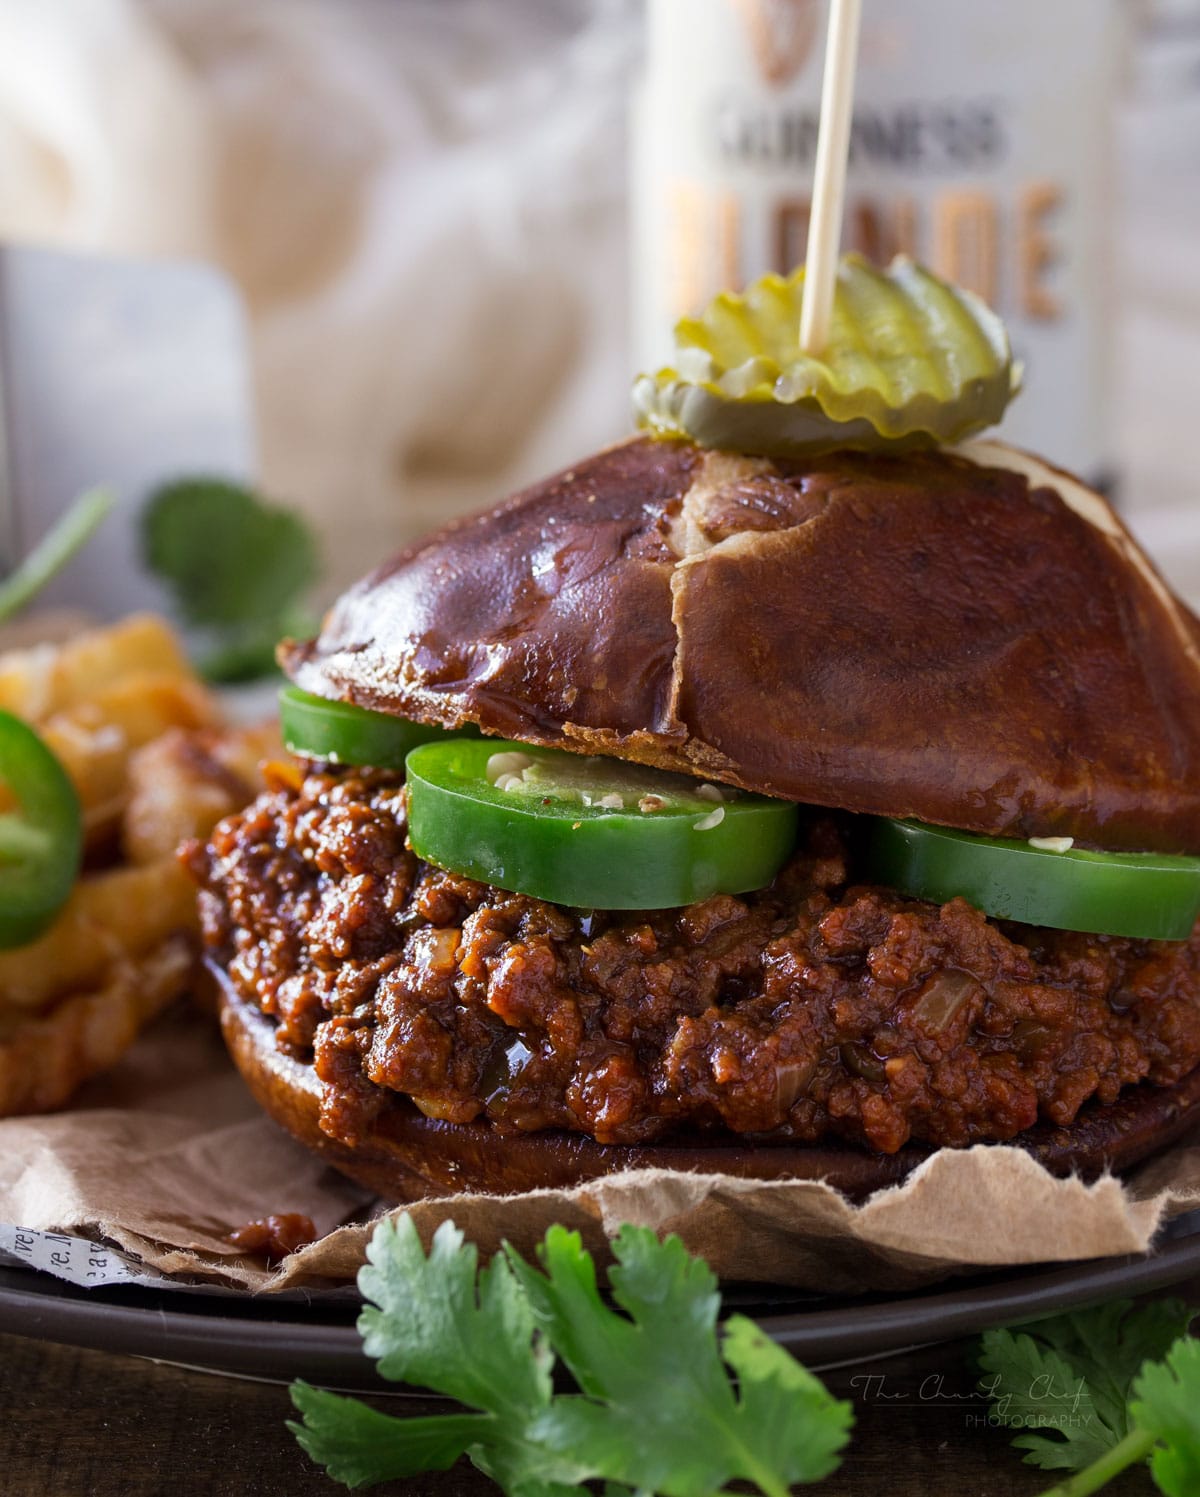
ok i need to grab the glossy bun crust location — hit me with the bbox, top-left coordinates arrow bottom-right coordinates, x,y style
221,987 -> 1200,1201
283,438 -> 1200,854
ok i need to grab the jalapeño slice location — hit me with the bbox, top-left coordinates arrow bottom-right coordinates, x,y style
279,686 -> 458,770
405,739 -> 798,909
866,817 -> 1200,941
0,711 -> 83,948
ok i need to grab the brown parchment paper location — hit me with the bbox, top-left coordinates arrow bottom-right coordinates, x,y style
2,1008 -> 1199,1296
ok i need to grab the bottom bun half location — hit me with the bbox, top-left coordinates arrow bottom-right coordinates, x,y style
219,983 -> 1200,1203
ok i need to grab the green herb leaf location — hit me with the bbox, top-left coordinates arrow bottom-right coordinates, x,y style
290,1216 -> 852,1497
978,1327 -> 1112,1472
1131,1336 -> 1200,1497
141,477 -> 318,681
195,608 -> 317,685
978,1299 -> 1194,1475
357,1217 -> 554,1424
292,1217 -> 586,1495
0,487 -> 114,623
977,1300 -> 1199,1497
288,1384 -> 489,1488
720,1316 -> 853,1484
1033,1298 -> 1195,1437
508,1224 -> 853,1496
142,477 -> 316,629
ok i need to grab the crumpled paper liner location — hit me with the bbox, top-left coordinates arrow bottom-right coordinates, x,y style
2,1008 -> 1198,1296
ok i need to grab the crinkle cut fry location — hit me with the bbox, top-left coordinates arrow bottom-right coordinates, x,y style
0,615 -> 276,1114
0,936 -> 193,1116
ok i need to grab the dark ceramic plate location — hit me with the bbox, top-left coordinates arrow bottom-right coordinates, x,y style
3,1210 -> 1199,1391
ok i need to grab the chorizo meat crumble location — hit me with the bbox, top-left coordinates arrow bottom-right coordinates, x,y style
186,765 -> 1200,1157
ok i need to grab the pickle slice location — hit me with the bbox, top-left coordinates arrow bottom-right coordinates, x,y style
633,254 -> 1019,458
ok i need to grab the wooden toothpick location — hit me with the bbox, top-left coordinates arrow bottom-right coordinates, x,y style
798,0 -> 863,357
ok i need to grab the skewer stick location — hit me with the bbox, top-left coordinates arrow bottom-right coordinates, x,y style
798,0 -> 863,356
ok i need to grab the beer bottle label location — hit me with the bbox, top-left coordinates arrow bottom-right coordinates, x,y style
632,0 -> 1127,484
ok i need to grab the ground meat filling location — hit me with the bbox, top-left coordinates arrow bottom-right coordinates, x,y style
187,765 -> 1200,1156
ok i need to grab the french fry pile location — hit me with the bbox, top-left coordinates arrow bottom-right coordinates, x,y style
0,614 -> 276,1115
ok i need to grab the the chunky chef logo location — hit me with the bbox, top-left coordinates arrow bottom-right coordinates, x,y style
734,0 -> 820,87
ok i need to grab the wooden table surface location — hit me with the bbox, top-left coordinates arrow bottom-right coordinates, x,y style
2,1294 -> 1185,1497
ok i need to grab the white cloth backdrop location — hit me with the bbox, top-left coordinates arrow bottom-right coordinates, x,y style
0,0 -> 1196,600
0,0 -> 637,589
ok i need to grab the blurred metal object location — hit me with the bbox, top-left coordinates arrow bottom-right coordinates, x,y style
0,244 -> 255,619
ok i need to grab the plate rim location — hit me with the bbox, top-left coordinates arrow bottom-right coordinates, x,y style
3,1219 -> 1199,1389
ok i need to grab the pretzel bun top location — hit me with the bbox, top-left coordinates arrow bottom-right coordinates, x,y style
282,437 -> 1200,854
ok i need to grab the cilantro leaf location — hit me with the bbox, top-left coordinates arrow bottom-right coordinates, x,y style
508,1223 -> 853,1496
1028,1298 -> 1194,1439
141,477 -> 318,681
978,1328 -> 1110,1472
289,1384 -> 585,1497
354,1217 -> 586,1497
292,1217 -> 586,1495
720,1315 -> 852,1483
288,1384 -> 490,1488
977,1300 -> 1200,1497
142,477 -> 316,629
189,617 -> 311,685
977,1299 -> 1194,1474
291,1216 -> 852,1497
357,1217 -> 553,1421
1131,1336 -> 1200,1497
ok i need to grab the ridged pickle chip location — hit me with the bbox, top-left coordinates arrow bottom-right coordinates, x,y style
632,254 -> 1019,458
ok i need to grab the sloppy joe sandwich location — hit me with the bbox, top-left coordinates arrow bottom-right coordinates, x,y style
188,258 -> 1200,1199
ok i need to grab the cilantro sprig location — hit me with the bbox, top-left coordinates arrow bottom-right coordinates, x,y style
0,486 -> 114,623
977,1298 -> 1200,1496
141,477 -> 318,683
289,1217 -> 854,1496
289,1216 -> 1200,1497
